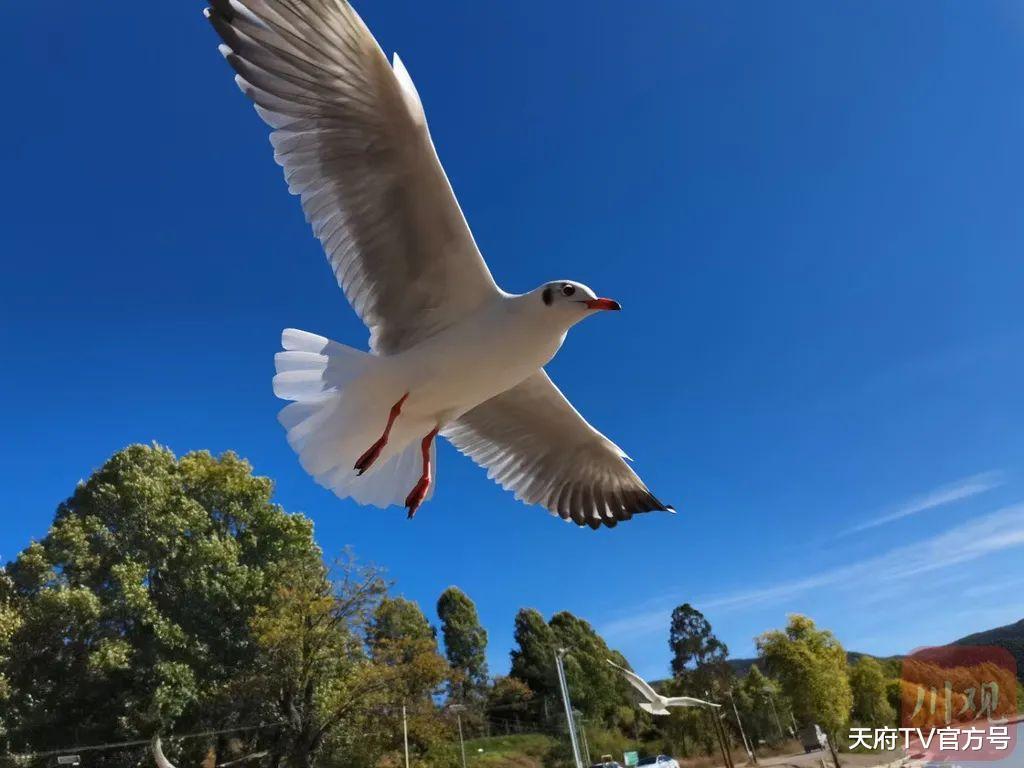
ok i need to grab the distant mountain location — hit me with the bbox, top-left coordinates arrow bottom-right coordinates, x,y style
952,617 -> 1024,680
726,650 -> 900,677
724,617 -> 1024,681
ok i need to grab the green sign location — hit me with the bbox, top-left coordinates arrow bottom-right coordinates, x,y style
624,751 -> 639,767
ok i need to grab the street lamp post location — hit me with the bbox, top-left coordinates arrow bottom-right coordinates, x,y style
555,648 -> 584,768
449,704 -> 468,768
764,693 -> 785,742
728,689 -> 756,765
576,711 -> 592,767
403,704 -> 410,768
705,693 -> 733,768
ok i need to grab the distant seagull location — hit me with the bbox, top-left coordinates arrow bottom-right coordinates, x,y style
151,735 -> 176,768
205,0 -> 673,528
607,659 -> 720,715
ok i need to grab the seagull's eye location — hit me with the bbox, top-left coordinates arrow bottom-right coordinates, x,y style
561,284 -> 576,297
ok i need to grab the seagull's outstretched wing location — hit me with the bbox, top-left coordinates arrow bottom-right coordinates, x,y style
665,696 -> 721,708
444,372 -> 673,528
206,0 -> 500,354
151,736 -> 177,768
605,659 -> 663,703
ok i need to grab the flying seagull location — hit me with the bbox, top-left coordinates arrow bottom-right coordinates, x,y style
607,659 -> 720,715
151,735 -> 176,768
204,0 -> 674,528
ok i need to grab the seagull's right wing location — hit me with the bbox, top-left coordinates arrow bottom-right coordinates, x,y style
606,659 -> 662,703
444,372 -> 673,529
206,0 -> 501,354
151,736 -> 177,768
665,696 -> 721,708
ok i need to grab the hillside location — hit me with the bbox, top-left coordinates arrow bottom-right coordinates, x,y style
724,616 -> 1024,679
953,616 -> 1024,680
726,650 -> 900,676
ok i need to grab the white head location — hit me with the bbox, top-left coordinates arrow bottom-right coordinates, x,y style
532,280 -> 621,327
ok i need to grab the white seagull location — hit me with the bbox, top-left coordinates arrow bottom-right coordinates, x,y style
205,0 -> 674,528
607,660 -> 720,715
151,735 -> 176,768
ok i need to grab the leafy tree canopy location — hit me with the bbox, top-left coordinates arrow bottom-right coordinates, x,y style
509,608 -> 559,705
508,608 -> 632,727
668,604 -> 732,700
848,656 -> 896,728
437,586 -> 488,703
2,445 -> 321,754
757,614 -> 853,737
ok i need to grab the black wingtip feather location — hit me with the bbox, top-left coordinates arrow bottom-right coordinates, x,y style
207,0 -> 235,20
207,11 -> 243,52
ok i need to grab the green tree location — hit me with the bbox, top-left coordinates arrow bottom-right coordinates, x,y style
0,566 -> 18,742
437,587 -> 489,703
508,609 -> 635,729
244,552 -> 392,768
549,612 -> 633,726
668,604 -> 731,695
368,597 -> 452,762
486,676 -> 535,726
2,445 -> 321,760
848,656 -> 896,728
509,608 -> 559,713
737,665 -> 792,745
757,615 -> 853,740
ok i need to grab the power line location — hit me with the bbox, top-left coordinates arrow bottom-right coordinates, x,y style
4,721 -> 285,761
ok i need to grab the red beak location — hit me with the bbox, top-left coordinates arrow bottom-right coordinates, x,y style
585,297 -> 622,311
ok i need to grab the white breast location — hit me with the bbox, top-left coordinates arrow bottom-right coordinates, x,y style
396,298 -> 564,422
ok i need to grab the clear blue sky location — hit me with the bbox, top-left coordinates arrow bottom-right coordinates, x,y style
3,1 -> 1024,681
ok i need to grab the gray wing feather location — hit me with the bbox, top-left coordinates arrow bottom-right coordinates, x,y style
606,659 -> 662,702
443,372 -> 673,529
206,0 -> 500,354
665,696 -> 720,708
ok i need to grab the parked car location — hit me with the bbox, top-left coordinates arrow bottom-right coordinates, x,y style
589,762 -> 622,768
798,724 -> 828,753
636,756 -> 680,768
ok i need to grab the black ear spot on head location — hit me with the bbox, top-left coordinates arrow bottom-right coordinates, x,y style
542,286 -> 553,306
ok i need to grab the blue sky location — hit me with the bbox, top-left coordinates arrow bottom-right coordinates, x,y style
3,1 -> 1024,681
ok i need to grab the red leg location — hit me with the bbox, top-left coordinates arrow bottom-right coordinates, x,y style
405,427 -> 439,519
354,393 -> 408,476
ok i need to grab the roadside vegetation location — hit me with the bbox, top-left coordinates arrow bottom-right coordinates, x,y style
0,445 -> 1019,767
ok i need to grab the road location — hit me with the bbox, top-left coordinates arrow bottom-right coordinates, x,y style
754,750 -> 903,768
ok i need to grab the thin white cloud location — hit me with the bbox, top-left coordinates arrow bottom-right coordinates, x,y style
601,502 -> 1024,643
838,470 -> 1005,537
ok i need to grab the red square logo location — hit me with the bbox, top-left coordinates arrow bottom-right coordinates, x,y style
898,645 -> 1018,761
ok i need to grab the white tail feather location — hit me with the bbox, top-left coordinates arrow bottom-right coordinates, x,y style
274,329 -> 433,509
639,702 -> 670,716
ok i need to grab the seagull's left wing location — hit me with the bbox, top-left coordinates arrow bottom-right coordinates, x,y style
665,696 -> 721,708
443,372 -> 673,529
151,736 -> 177,768
206,0 -> 501,354
606,659 -> 663,703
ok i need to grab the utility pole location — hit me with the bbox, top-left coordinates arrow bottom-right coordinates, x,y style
403,704 -> 411,768
555,649 -> 584,768
707,704 -> 732,768
764,694 -> 784,742
824,733 -> 841,768
719,711 -> 736,768
577,712 -> 592,767
449,704 -> 468,768
705,692 -> 733,768
728,690 -> 756,765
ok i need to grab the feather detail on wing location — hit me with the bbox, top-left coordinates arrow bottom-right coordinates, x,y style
444,372 -> 674,529
606,659 -> 664,702
206,0 -> 500,354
